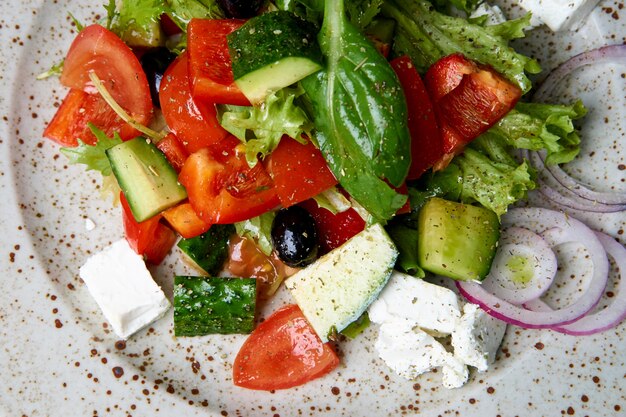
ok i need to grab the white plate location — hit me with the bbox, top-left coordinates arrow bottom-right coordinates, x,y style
1,1 -> 625,416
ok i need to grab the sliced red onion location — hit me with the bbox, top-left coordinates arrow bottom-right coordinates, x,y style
526,232 -> 626,336
482,226 -> 557,305
532,44 -> 626,206
457,208 -> 609,329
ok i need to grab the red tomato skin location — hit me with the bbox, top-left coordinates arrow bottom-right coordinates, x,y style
144,223 -> 177,265
264,136 -> 338,207
59,24 -> 152,125
156,133 -> 189,172
162,202 -> 211,239
390,56 -> 443,180
159,52 -> 229,153
44,89 -> 140,146
187,18 -> 250,106
179,143 -> 280,224
233,304 -> 339,390
299,199 -> 365,255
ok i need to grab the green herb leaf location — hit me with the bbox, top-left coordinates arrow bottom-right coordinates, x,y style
217,85 -> 313,167
60,124 -> 123,176
68,12 -> 85,31
301,0 -> 410,223
104,0 -> 117,30
36,60 -> 64,80
346,0 -> 383,29
382,0 -> 540,93
165,0 -> 224,31
235,212 -> 277,256
431,0 -> 481,14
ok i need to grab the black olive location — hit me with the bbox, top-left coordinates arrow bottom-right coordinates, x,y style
271,206 -> 319,267
140,47 -> 177,108
216,0 -> 265,18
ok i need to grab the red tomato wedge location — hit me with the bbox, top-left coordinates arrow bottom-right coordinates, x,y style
390,56 -> 443,180
162,202 -> 211,239
187,18 -> 250,106
299,199 -> 365,255
156,132 -> 189,172
264,136 -> 337,207
424,53 -> 522,169
178,137 -> 280,224
120,193 -> 176,264
233,304 -> 339,390
44,89 -> 139,146
59,24 -> 152,127
159,52 -> 229,153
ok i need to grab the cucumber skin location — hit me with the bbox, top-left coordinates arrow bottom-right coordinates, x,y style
228,11 -> 322,80
177,224 -> 235,275
174,276 -> 257,336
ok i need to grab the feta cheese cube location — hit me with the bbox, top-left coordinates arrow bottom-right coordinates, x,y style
518,0 -> 601,31
451,303 -> 507,371
79,239 -> 171,339
374,321 -> 467,388
369,271 -> 461,335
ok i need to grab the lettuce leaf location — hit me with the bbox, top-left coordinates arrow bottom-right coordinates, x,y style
381,0 -> 541,93
431,0 -> 481,14
234,212 -> 276,256
107,0 -> 168,47
166,0 -> 224,30
60,124 -> 123,176
422,100 -> 586,216
217,85 -> 314,167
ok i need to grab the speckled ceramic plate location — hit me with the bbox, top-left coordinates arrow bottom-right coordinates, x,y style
2,1 -> 625,416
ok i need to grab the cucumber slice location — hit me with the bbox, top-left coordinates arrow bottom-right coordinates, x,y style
174,276 -> 257,336
177,224 -> 235,275
228,11 -> 323,104
417,198 -> 500,282
107,137 -> 187,222
285,223 -> 398,342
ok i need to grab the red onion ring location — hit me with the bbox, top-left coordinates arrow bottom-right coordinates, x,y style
457,208 -> 609,329
525,232 -> 626,336
482,226 -> 557,305
531,44 -> 626,206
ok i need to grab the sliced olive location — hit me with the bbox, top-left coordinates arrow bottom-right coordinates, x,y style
140,47 -> 177,108
271,206 -> 319,268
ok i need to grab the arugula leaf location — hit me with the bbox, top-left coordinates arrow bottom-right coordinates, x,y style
60,124 -> 123,176
301,0 -> 410,223
382,0 -> 540,93
217,86 -> 313,167
165,0 -> 224,30
104,0 -> 117,29
68,12 -> 85,31
235,212 -> 276,256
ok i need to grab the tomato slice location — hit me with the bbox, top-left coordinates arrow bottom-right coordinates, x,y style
299,199 -> 365,255
59,24 -> 152,127
159,52 -> 229,153
120,192 -> 176,264
156,132 -> 189,172
44,89 -> 140,146
179,137 -> 280,224
390,56 -> 443,180
187,18 -> 250,106
263,136 -> 338,207
233,304 -> 339,390
162,202 -> 211,239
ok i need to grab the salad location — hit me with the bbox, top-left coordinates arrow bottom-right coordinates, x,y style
39,0 -> 626,393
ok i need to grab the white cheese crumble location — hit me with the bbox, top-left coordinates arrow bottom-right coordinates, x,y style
84,218 -> 96,231
79,239 -> 171,339
368,271 -> 506,388
518,0 -> 601,32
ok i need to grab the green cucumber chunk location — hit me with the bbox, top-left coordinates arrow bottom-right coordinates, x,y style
285,223 -> 398,342
174,276 -> 257,336
417,197 -> 500,282
228,10 -> 323,104
177,224 -> 235,275
106,137 -> 187,222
